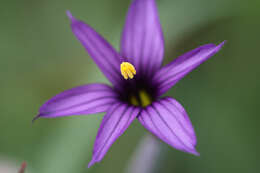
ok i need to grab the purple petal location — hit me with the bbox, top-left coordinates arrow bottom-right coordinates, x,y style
120,0 -> 164,76
138,97 -> 199,155
67,11 -> 123,87
34,84 -> 118,120
153,41 -> 225,96
88,103 -> 140,167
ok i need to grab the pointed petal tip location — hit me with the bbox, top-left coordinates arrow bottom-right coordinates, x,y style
219,40 -> 227,47
186,148 -> 199,156
87,159 -> 96,168
32,114 -> 41,123
191,149 -> 200,156
66,10 -> 76,23
215,40 -> 226,50
213,40 -> 226,53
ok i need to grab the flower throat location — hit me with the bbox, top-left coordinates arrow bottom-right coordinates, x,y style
129,89 -> 152,107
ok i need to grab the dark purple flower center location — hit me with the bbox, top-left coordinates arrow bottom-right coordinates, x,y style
117,75 -> 158,107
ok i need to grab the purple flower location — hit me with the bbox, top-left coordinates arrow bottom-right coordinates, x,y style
35,0 -> 225,167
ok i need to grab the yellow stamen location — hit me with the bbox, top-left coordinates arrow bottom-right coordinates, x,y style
120,62 -> 136,80
129,90 -> 152,107
139,90 -> 152,107
130,95 -> 139,106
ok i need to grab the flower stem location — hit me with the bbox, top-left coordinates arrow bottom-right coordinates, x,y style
18,162 -> 26,173
125,135 -> 162,173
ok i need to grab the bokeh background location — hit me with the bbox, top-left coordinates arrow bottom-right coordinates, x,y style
1,0 -> 259,172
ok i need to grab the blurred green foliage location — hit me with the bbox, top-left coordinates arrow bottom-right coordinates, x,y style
0,0 -> 259,172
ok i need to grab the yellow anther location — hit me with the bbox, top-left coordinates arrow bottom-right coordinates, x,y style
120,62 -> 136,80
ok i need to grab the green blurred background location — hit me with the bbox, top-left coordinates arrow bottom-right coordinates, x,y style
1,0 -> 260,172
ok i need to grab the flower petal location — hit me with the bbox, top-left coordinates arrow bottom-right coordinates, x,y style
34,84 -> 118,120
120,0 -> 164,76
88,103 -> 140,167
67,11 -> 123,87
153,41 -> 225,96
138,97 -> 198,155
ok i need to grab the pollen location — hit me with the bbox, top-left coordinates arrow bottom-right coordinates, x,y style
120,62 -> 136,80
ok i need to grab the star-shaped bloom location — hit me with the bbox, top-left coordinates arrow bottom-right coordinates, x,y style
35,0 -> 225,167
